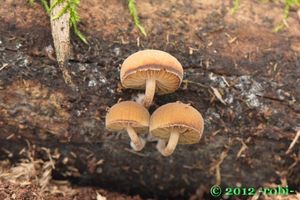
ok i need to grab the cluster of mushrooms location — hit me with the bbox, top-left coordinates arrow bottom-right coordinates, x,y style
105,50 -> 204,156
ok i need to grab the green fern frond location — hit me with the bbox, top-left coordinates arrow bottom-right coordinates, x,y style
40,0 -> 50,13
49,0 -> 63,10
128,0 -> 147,37
52,4 -> 70,20
28,0 -> 87,44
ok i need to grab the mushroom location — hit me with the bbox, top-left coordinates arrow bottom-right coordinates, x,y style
121,50 -> 183,108
149,102 -> 204,156
105,101 -> 150,151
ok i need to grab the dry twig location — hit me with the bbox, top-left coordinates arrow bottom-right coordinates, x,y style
286,129 -> 300,154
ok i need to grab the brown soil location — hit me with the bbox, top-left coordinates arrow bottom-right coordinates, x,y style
0,0 -> 300,199
0,180 -> 142,200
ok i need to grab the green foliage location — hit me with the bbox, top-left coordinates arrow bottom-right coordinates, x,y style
230,0 -> 240,15
230,0 -> 300,32
29,0 -> 87,44
29,0 -> 50,15
273,0 -> 300,32
40,0 -> 51,13
128,0 -> 147,37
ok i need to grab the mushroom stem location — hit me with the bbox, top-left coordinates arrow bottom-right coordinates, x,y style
143,78 -> 156,108
158,130 -> 180,156
130,137 -> 146,152
127,125 -> 145,151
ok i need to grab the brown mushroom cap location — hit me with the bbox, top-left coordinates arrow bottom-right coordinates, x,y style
106,101 -> 150,133
150,102 -> 204,144
120,49 -> 183,95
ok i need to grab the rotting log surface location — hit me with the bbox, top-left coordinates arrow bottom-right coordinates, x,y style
0,50 -> 299,198
1,5 -> 300,199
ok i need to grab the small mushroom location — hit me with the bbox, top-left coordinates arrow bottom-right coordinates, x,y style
149,102 -> 204,156
121,50 -> 183,107
105,101 -> 150,151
